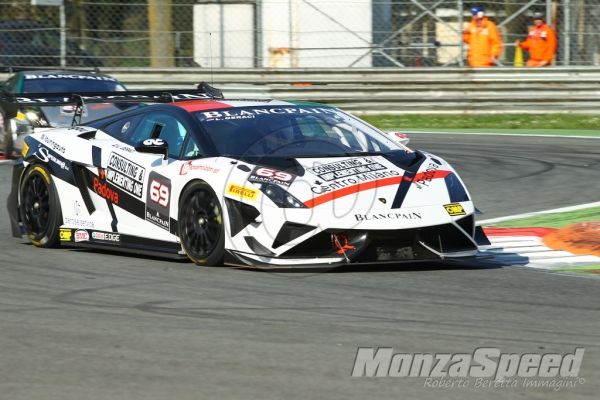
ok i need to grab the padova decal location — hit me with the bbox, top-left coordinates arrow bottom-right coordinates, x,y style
106,152 -> 145,198
146,172 -> 171,231
93,169 -> 119,205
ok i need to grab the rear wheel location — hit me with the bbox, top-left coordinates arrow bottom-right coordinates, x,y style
20,164 -> 63,248
178,181 -> 225,265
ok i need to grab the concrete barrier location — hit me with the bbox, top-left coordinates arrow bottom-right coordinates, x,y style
4,67 -> 600,114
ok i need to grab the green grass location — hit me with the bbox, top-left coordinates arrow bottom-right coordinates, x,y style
553,265 -> 600,275
488,207 -> 600,229
362,114 -> 600,131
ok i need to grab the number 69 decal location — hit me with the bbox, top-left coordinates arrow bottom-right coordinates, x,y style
255,167 -> 294,182
150,180 -> 169,207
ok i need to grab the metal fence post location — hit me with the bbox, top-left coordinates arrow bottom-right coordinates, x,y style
60,0 -> 66,67
458,0 -> 464,67
255,0 -> 263,68
564,0 -> 570,65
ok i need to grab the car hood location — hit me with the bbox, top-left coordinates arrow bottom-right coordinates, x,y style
245,152 -> 470,210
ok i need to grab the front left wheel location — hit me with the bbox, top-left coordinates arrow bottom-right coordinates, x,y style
20,164 -> 63,248
178,181 -> 225,266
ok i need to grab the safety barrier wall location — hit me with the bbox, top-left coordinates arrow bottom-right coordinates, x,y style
3,67 -> 600,114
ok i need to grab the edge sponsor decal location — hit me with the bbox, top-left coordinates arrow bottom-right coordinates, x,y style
444,203 -> 466,216
106,152 -> 145,198
226,183 -> 258,201
59,228 -> 72,241
145,172 -> 171,231
355,212 -> 422,222
179,161 -> 221,175
248,166 -> 296,187
91,231 -> 121,242
74,229 -> 89,242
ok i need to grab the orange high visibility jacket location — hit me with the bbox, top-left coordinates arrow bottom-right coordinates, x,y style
518,23 -> 557,65
463,17 -> 503,67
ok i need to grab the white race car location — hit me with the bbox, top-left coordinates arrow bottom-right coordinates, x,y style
6,85 -> 489,268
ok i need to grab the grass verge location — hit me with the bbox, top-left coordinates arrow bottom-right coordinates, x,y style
362,114 -> 600,131
487,207 -> 600,229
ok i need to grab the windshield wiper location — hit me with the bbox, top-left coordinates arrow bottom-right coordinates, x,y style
285,151 -> 385,159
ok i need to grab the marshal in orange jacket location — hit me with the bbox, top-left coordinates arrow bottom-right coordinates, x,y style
463,17 -> 503,67
518,23 -> 557,66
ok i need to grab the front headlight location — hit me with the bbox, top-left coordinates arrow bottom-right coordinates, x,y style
252,182 -> 306,208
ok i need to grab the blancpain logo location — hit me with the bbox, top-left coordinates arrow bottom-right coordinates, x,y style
355,213 -> 422,221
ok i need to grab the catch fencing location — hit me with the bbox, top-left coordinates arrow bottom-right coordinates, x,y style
0,1 -> 599,68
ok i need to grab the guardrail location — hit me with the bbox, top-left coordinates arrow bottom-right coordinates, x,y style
4,67 -> 600,114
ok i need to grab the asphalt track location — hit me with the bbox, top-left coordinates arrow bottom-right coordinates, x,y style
0,133 -> 599,399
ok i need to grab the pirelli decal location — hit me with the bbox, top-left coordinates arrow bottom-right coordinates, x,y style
226,184 -> 258,201
444,203 -> 466,216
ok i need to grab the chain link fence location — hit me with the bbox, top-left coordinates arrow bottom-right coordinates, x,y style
0,0 -> 599,68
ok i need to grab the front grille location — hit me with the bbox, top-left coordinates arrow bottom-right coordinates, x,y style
455,214 -> 475,237
418,223 -> 477,253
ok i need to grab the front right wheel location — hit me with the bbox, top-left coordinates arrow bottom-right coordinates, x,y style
178,181 -> 225,266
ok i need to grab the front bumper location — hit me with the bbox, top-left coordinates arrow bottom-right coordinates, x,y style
223,200 -> 487,267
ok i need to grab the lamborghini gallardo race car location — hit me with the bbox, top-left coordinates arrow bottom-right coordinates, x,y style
6,85 -> 489,267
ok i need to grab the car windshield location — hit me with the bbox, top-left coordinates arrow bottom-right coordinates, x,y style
22,74 -> 126,93
193,106 -> 404,158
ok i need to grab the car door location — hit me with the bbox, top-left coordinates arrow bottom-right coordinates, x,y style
103,111 -> 189,241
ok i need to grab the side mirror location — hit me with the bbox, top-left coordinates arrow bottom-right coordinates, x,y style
135,138 -> 169,166
386,131 -> 410,146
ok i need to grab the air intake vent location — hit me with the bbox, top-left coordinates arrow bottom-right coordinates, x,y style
272,222 -> 316,249
224,198 -> 260,237
72,164 -> 96,214
78,130 -> 97,140
456,214 -> 475,237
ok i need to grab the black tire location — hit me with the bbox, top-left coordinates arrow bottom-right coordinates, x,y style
178,180 -> 225,266
20,164 -> 63,248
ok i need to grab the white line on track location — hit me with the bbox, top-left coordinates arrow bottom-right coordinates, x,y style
478,201 -> 600,225
397,130 -> 600,139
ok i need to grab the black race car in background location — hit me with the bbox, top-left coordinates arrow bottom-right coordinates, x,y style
0,70 -> 135,158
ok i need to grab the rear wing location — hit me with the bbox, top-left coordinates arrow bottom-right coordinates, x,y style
0,82 -> 224,124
